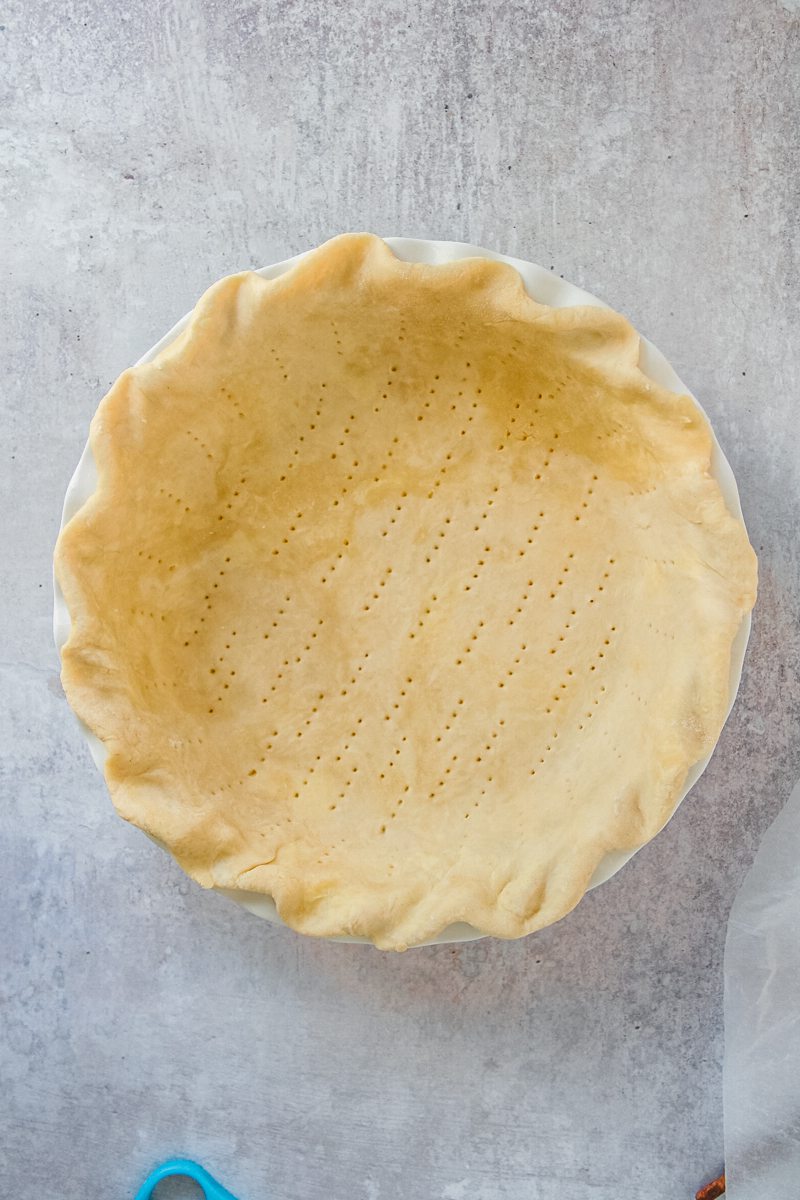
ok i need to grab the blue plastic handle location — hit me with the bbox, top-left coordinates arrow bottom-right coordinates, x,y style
133,1158 -> 240,1200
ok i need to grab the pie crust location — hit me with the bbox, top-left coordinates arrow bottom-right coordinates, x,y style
55,234 -> 757,949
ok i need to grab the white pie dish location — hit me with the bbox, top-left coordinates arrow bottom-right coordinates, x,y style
54,236 -> 752,946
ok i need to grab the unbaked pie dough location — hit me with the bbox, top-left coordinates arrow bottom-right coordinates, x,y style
56,234 -> 757,949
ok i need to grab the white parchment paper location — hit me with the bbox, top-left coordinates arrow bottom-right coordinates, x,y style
724,779 -> 800,1196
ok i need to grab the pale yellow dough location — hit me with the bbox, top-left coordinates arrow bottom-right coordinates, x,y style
56,234 -> 757,950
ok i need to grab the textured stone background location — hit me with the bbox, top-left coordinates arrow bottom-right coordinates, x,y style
2,2 -> 799,1198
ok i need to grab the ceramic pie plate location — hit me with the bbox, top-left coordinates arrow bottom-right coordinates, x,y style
53,237 -> 752,946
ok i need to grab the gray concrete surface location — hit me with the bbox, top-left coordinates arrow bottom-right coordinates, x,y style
2,2 -> 799,1198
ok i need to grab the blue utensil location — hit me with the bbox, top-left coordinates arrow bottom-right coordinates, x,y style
134,1158 -> 240,1200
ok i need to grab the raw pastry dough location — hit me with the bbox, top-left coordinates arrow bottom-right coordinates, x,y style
55,234 -> 757,949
